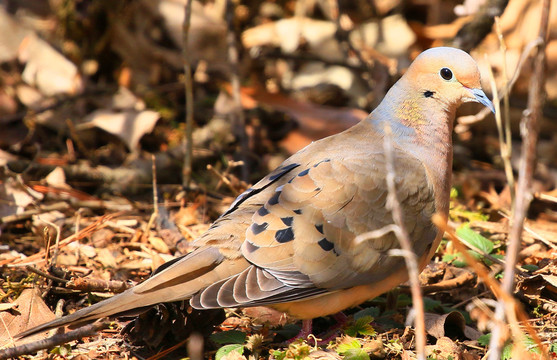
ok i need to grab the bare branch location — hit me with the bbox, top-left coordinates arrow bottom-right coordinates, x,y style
488,0 -> 551,358
383,124 -> 426,360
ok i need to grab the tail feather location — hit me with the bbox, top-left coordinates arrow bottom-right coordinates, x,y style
17,247 -> 245,338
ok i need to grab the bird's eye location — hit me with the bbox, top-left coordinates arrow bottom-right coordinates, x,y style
440,68 -> 453,80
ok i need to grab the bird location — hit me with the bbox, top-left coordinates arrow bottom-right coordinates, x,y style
18,47 -> 494,339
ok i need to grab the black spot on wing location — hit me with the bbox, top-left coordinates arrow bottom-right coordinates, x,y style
221,163 -> 300,217
269,163 -> 300,181
251,222 -> 268,235
298,168 -> 310,177
293,209 -> 302,215
317,238 -> 334,251
275,227 -> 294,243
313,159 -> 331,167
257,206 -> 269,216
244,241 -> 259,253
268,191 -> 281,206
281,217 -> 293,226
315,224 -> 324,234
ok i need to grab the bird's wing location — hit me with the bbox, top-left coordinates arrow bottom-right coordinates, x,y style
192,134 -> 438,309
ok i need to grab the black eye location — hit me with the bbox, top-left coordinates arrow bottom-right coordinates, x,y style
440,68 -> 453,80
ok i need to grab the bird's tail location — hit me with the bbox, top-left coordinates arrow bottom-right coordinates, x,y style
17,247 -> 240,338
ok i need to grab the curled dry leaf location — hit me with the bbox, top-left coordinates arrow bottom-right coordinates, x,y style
424,311 -> 482,341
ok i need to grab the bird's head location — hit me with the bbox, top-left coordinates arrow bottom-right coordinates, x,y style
403,47 -> 495,114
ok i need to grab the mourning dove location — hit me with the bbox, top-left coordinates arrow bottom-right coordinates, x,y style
18,47 -> 494,338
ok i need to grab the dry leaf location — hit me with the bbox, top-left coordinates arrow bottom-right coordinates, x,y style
148,236 -> 170,254
0,288 -> 56,347
78,109 -> 160,151
424,311 -> 482,340
18,34 -> 83,96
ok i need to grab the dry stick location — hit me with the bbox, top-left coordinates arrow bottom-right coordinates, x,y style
38,216 -> 62,267
487,22 -> 514,202
2,214 -> 117,267
495,17 -> 514,201
146,154 -> 159,235
488,0 -> 551,358
0,202 -> 70,225
432,216 -> 548,359
182,0 -> 194,188
383,124 -> 426,360
0,321 -> 111,360
226,0 -> 249,182
25,265 -> 68,284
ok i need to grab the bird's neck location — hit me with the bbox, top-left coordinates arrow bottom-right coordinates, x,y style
368,80 -> 455,213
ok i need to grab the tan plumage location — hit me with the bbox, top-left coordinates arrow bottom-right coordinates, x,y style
18,47 -> 494,338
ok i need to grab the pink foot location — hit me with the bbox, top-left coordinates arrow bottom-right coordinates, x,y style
283,313 -> 349,346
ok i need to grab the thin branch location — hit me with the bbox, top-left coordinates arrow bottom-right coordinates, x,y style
0,321 -> 111,360
485,27 -> 514,202
488,0 -> 551,358
383,124 -> 426,360
25,266 -> 68,284
182,0 -> 194,187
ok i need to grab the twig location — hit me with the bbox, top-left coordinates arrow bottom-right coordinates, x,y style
182,0 -> 194,187
405,269 -> 475,295
146,154 -> 159,236
495,17 -> 514,201
488,0 -> 550,358
0,321 -> 111,360
485,34 -> 514,202
498,211 -> 557,251
37,216 -> 62,267
1,214 -> 116,266
226,0 -> 249,182
25,266 -> 68,284
383,124 -> 426,360
65,277 -> 131,293
0,202 -> 70,225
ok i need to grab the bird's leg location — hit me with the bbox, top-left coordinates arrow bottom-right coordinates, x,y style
284,313 -> 349,346
309,312 -> 348,345
284,319 -> 313,344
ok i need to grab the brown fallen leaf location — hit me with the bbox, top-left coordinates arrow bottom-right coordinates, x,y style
424,311 -> 482,341
425,337 -> 463,360
0,288 -> 56,347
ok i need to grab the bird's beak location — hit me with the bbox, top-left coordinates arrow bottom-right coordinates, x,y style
468,88 -> 495,114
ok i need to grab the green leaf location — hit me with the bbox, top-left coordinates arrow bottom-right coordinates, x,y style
502,342 -> 513,360
337,339 -> 363,354
523,336 -> 542,354
521,264 -> 539,272
423,297 -> 441,311
345,315 -> 376,337
272,350 -> 287,360
210,330 -> 247,345
354,307 -> 380,320
343,348 -> 370,360
457,225 -> 494,255
477,334 -> 491,346
215,344 -> 244,360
